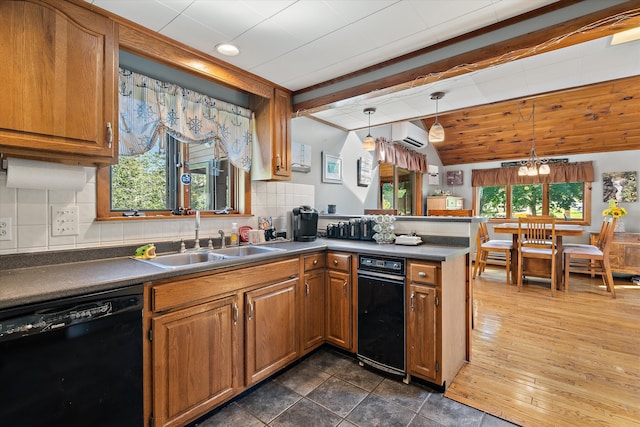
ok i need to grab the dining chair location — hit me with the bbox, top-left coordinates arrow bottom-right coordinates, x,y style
517,216 -> 558,296
473,222 -> 513,285
563,217 -> 617,298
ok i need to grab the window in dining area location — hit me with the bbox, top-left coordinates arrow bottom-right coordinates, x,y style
473,162 -> 593,224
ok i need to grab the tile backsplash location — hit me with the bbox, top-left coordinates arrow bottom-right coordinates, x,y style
0,169 -> 314,255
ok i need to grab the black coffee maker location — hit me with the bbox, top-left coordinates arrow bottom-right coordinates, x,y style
292,206 -> 318,242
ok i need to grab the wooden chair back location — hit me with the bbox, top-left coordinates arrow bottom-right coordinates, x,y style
599,217 -> 617,255
518,215 -> 556,249
595,217 -> 617,252
477,222 -> 490,245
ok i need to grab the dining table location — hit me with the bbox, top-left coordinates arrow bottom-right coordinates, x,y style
493,223 -> 585,289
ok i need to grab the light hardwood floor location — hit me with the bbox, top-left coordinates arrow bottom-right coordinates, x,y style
445,267 -> 640,427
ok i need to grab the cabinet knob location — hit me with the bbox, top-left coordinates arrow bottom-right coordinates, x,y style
343,280 -> 348,295
410,291 -> 415,311
333,259 -> 338,265
418,271 -> 426,278
305,281 -> 310,296
276,154 -> 281,171
313,259 -> 318,265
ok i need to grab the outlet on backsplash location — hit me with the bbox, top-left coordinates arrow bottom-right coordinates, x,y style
0,217 -> 12,241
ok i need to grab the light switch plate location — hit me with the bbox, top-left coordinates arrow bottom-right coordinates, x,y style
0,217 -> 11,241
51,206 -> 79,236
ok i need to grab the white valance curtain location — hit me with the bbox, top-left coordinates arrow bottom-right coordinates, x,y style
118,68 -> 252,171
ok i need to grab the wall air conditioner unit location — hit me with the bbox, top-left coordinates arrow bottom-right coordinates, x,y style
391,122 -> 428,152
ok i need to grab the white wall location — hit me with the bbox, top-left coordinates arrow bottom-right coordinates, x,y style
290,117 -> 444,214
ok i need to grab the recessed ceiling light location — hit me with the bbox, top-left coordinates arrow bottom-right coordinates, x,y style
215,43 -> 240,56
611,27 -> 640,46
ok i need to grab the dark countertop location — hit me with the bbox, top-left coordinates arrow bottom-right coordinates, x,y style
0,238 -> 468,310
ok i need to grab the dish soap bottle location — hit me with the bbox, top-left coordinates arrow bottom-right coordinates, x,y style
230,222 -> 239,246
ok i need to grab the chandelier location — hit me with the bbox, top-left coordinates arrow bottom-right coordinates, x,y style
518,104 -> 550,176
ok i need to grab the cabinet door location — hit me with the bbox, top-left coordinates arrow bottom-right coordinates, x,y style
407,284 -> 438,382
272,88 -> 292,178
0,0 -> 117,163
245,277 -> 298,386
152,295 -> 239,427
325,269 -> 352,350
301,269 -> 325,353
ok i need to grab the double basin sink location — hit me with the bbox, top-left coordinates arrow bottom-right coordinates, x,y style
136,245 -> 284,269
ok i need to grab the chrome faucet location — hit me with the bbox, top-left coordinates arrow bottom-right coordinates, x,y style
218,229 -> 226,248
194,211 -> 201,250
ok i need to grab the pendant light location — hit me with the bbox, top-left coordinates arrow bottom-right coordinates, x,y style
428,92 -> 445,143
517,104 -> 550,176
362,107 -> 376,151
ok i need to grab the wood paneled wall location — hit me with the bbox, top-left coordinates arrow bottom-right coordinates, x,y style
425,75 -> 640,166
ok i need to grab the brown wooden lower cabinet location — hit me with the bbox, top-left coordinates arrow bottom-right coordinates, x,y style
145,257 -> 299,427
144,251 -> 467,426
151,295 -> 240,427
406,258 -> 467,388
245,277 -> 299,386
300,253 -> 326,354
407,283 -> 438,382
325,252 -> 353,351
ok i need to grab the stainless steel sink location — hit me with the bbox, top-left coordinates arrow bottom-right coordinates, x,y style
210,245 -> 284,257
136,251 -> 228,268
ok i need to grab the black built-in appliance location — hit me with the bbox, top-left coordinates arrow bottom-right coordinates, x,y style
292,205 -> 318,241
0,284 -> 144,427
357,255 -> 406,376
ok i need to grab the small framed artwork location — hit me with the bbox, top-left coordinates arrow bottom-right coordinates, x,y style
602,171 -> 638,202
322,152 -> 343,184
446,170 -> 463,186
357,157 -> 373,187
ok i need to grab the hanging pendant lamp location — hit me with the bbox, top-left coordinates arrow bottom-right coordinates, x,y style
428,92 -> 445,143
362,107 -> 376,151
517,104 -> 550,176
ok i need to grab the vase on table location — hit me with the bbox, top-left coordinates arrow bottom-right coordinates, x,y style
614,219 -> 625,232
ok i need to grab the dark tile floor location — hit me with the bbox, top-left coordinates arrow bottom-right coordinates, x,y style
193,348 -> 518,427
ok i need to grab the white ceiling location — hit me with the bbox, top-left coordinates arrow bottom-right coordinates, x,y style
88,0 -> 640,131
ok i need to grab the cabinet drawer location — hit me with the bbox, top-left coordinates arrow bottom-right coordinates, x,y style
327,253 -> 351,272
151,257 -> 298,312
304,253 -> 326,271
409,263 -> 438,285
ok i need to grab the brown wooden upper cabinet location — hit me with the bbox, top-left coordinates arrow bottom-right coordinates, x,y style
0,0 -> 118,165
250,88 -> 292,180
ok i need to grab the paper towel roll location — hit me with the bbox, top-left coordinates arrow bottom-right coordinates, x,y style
6,157 -> 87,191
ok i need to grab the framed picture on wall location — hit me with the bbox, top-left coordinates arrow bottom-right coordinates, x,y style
446,170 -> 463,186
322,152 -> 343,184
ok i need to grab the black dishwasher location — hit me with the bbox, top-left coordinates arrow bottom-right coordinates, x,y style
0,284 -> 143,427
